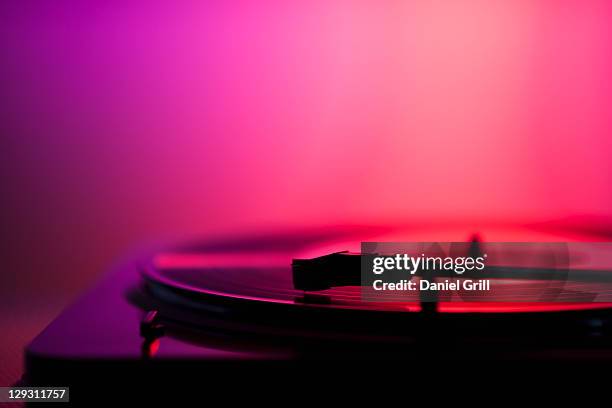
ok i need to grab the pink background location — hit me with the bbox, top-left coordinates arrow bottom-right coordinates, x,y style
1,0 -> 612,384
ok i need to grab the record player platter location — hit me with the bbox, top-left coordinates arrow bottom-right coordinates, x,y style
22,224 -> 612,395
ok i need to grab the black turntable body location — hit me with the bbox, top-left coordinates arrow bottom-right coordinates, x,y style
23,225 -> 612,398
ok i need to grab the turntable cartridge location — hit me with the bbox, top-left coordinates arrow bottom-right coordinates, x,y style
292,251 -> 362,291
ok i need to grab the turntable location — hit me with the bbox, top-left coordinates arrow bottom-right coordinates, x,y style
22,224 -> 612,398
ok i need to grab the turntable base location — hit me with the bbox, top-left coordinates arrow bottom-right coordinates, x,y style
23,225 -> 612,399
